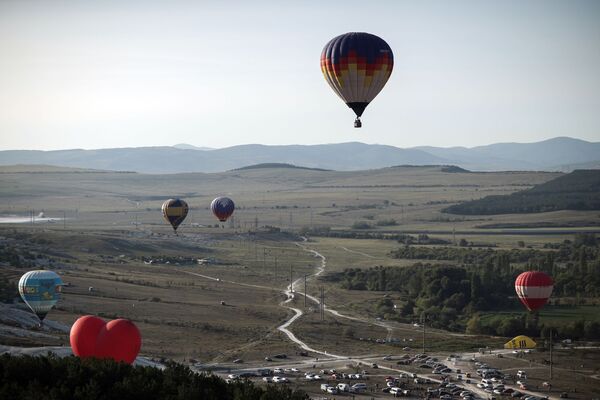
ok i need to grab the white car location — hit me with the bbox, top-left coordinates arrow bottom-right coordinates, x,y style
273,368 -> 283,374
389,387 -> 401,395
272,376 -> 288,383
290,368 -> 299,372
227,374 -> 239,379
326,386 -> 338,394
337,383 -> 350,392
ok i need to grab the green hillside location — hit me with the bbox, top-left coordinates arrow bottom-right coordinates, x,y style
443,169 -> 600,215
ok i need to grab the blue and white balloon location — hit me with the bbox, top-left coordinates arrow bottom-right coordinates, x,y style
18,270 -> 63,321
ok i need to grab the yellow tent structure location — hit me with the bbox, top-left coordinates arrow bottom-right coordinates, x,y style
504,335 -> 536,349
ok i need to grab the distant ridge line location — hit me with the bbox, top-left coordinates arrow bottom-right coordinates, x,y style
0,137 -> 598,173
232,163 -> 331,172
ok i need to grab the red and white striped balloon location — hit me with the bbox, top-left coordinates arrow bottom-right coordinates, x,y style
515,271 -> 553,311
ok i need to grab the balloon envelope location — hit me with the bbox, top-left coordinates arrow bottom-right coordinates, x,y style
504,335 -> 537,349
70,315 -> 106,358
211,197 -> 235,222
515,271 -> 553,311
18,270 -> 63,321
321,32 -> 393,123
70,316 -> 141,364
96,319 -> 141,364
161,198 -> 189,231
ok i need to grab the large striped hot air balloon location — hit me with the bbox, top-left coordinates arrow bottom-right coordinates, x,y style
515,271 -> 553,312
161,198 -> 189,232
211,197 -> 235,222
321,32 -> 394,128
18,270 -> 63,321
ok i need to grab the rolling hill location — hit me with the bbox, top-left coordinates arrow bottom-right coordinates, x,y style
443,169 -> 600,215
0,137 -> 598,173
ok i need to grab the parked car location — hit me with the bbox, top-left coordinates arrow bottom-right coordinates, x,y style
351,383 -> 367,393
337,383 -> 350,392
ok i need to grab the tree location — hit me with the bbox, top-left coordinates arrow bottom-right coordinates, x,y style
466,315 -> 483,334
399,300 -> 415,317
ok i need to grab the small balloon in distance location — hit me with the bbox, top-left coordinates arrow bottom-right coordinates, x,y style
161,198 -> 189,231
211,197 -> 235,222
515,271 -> 553,311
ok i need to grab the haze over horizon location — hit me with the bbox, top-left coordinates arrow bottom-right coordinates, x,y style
1,135 -> 597,153
1,0 -> 600,151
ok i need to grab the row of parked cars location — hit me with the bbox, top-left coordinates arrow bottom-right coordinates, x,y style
320,382 -> 366,394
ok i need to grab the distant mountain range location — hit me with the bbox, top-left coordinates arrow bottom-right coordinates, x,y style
0,137 -> 598,174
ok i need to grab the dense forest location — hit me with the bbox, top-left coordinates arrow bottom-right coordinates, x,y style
0,354 -> 308,400
325,234 -> 600,339
443,169 -> 600,215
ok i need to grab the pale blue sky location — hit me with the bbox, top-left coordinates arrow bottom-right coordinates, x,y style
1,0 -> 599,150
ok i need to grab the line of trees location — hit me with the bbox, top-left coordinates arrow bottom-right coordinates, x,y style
326,234 -> 600,338
443,170 -> 600,215
0,354 -> 308,400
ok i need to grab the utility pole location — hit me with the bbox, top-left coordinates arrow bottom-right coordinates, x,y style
319,287 -> 325,321
304,275 -> 307,307
550,328 -> 553,380
422,313 -> 426,354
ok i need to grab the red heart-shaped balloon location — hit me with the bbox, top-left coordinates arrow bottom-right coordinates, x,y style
70,316 -> 141,364
96,319 -> 141,364
70,315 -> 106,358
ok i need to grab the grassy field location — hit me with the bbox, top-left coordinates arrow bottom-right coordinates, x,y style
1,164 -> 599,397
479,306 -> 600,325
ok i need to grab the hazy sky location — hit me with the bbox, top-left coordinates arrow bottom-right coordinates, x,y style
1,0 -> 599,150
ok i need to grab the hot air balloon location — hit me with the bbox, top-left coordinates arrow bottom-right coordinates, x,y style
515,271 -> 553,312
161,198 -> 189,232
18,270 -> 63,321
321,32 -> 394,128
71,316 -> 141,364
211,196 -> 235,222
